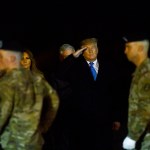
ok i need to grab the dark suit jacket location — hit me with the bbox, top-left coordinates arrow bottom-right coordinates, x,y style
55,54 -> 119,150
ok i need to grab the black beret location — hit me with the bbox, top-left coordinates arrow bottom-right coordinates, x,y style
0,40 -> 24,52
122,33 -> 149,43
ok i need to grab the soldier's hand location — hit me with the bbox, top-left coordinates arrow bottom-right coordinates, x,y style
112,121 -> 121,131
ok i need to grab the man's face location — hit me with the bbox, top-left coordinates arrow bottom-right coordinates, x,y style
82,43 -> 98,61
0,50 -> 8,71
60,49 -> 74,61
124,42 -> 139,63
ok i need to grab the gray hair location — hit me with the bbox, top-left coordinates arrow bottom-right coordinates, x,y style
59,44 -> 75,54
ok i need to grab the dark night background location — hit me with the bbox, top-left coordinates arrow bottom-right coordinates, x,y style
0,1 -> 149,79
0,2 -> 150,149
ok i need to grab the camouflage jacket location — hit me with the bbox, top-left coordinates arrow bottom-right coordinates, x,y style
0,68 -> 59,150
128,58 -> 150,141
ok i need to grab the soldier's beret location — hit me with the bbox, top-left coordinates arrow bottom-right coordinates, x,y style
0,40 -> 24,52
122,33 -> 149,43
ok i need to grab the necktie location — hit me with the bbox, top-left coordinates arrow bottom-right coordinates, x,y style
89,62 -> 97,80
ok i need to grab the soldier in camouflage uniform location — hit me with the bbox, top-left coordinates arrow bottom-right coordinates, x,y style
122,35 -> 150,150
0,41 -> 59,150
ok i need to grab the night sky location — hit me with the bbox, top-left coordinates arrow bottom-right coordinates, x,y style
0,2 -> 149,78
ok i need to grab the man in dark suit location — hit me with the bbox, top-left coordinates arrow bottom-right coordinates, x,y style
43,44 -> 75,150
55,37 -> 120,150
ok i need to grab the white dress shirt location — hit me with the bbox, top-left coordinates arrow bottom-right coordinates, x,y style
87,59 -> 99,74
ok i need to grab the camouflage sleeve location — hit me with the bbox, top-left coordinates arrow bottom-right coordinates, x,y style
0,85 -> 14,134
128,72 -> 150,140
40,80 -> 59,133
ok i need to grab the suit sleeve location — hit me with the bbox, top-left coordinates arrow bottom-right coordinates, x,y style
55,54 -> 76,80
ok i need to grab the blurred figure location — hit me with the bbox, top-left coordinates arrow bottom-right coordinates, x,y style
0,41 -> 59,150
53,44 -> 75,98
55,38 -> 120,150
44,44 -> 75,150
122,35 -> 150,150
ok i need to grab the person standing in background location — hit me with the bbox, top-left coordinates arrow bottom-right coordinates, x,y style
122,34 -> 150,150
44,43 -> 75,150
59,44 -> 75,61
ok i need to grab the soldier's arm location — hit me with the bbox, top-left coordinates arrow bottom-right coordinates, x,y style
0,86 -> 14,134
128,72 -> 150,140
46,84 -> 59,127
40,81 -> 59,133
